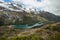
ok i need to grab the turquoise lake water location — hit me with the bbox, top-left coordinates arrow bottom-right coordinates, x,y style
11,22 -> 44,29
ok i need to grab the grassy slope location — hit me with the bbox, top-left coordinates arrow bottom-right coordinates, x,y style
10,22 -> 60,40
22,13 -> 48,25
0,22 -> 60,40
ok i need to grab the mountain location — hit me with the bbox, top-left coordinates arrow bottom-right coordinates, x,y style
0,1 -> 60,40
0,1 -> 24,12
0,11 -> 48,26
38,11 -> 60,22
0,1 -> 60,26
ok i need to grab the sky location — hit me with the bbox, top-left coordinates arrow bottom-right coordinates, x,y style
0,0 -> 60,15
4,0 -> 12,2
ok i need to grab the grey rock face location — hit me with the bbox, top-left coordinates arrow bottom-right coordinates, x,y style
0,11 -> 25,25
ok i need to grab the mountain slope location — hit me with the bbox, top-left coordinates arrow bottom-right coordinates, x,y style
38,11 -> 60,21
0,1 -> 24,12
0,1 -> 60,22
0,11 -> 48,26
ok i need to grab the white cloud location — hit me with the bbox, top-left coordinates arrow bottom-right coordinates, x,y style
12,0 -> 60,15
1,0 -> 60,15
0,0 -> 4,2
43,0 -> 60,15
12,0 -> 49,8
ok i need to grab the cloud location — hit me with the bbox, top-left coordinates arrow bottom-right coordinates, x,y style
0,0 -> 4,2
13,0 -> 60,15
0,0 -> 60,15
43,0 -> 60,15
12,0 -> 49,8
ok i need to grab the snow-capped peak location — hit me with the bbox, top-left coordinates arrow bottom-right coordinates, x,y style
0,1 -> 41,13
0,1 -> 25,12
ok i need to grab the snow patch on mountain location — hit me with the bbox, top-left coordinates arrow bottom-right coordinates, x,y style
0,0 -> 49,12
0,1 -> 25,12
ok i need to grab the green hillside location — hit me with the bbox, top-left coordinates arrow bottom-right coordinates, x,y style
0,22 -> 60,40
